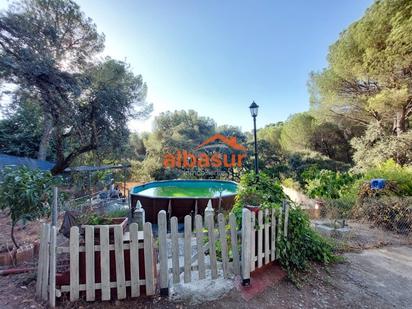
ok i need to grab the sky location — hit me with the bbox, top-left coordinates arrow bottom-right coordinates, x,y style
0,0 -> 374,132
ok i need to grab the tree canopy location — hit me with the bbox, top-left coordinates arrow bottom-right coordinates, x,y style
309,0 -> 412,168
0,0 -> 152,174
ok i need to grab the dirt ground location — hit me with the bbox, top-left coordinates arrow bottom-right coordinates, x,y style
1,212 -> 411,308
1,244 -> 411,309
0,211 -> 44,250
318,219 -> 412,252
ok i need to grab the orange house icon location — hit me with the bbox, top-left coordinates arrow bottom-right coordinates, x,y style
163,133 -> 247,169
195,133 -> 247,151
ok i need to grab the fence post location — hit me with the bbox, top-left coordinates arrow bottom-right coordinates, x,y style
143,222 -> 155,295
158,210 -> 169,296
52,187 -> 58,227
133,200 -> 145,231
205,199 -> 214,218
241,208 -> 251,286
283,201 -> 290,238
36,223 -> 49,300
49,226 -> 57,308
41,224 -> 51,301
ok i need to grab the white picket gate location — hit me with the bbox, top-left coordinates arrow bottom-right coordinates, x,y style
36,204 -> 289,306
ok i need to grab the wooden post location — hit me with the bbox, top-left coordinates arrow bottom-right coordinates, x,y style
257,210 -> 263,268
270,209 -> 276,261
205,199 -> 214,219
129,223 -> 140,298
143,222 -> 155,295
218,214 -> 229,278
134,200 -> 145,231
69,227 -> 80,301
264,209 -> 270,265
283,202 -> 290,238
36,223 -> 48,299
229,213 -> 240,275
241,208 -> 251,286
195,215 -> 206,279
171,217 -> 180,283
250,212 -> 256,272
52,187 -> 58,227
277,206 -> 283,259
158,210 -> 169,295
114,225 -> 126,300
207,212 -> 218,279
100,226 -> 111,301
184,215 -> 192,283
85,226 -> 95,301
41,224 -> 50,301
49,226 -> 57,308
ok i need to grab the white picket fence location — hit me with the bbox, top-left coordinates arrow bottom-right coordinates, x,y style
157,210 -> 241,294
36,204 -> 289,307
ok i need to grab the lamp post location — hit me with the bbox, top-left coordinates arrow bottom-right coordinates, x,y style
249,101 -> 259,174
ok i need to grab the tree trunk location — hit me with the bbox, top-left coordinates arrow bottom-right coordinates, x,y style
11,222 -> 19,249
394,109 -> 406,164
394,109 -> 406,136
37,116 -> 53,161
50,143 -> 97,175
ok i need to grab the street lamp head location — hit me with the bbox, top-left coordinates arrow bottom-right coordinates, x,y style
249,101 -> 259,117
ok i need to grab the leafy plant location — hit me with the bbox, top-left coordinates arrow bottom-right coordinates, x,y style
78,213 -> 113,225
235,172 -> 286,206
305,170 -> 357,199
281,177 -> 300,190
233,172 -> 287,223
78,208 -> 129,226
361,159 -> 412,196
0,167 -> 59,248
277,207 -> 337,280
322,196 -> 355,221
107,208 -> 129,218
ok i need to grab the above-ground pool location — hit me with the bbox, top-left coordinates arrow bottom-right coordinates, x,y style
131,180 -> 238,223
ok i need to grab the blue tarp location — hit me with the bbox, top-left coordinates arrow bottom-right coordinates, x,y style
0,153 -> 54,171
370,178 -> 386,190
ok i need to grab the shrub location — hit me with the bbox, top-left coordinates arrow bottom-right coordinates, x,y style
286,151 -> 350,186
281,177 -> 300,190
360,159 -> 412,196
356,180 -> 399,201
233,172 -> 337,280
234,172 -> 286,207
305,170 -> 357,199
322,196 -> 355,220
277,206 -> 337,280
355,197 -> 412,234
233,172 -> 287,223
0,166 -> 59,248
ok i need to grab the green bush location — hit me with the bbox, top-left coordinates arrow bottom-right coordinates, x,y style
234,172 -> 286,207
361,159 -> 412,196
305,170 -> 357,199
286,151 -> 350,186
0,166 -> 60,248
233,172 -> 287,223
277,207 -> 337,280
281,177 -> 300,190
233,172 -> 337,280
322,196 -> 354,220
356,180 -> 400,201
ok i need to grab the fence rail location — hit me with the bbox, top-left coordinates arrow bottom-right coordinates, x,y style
36,203 -> 289,307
